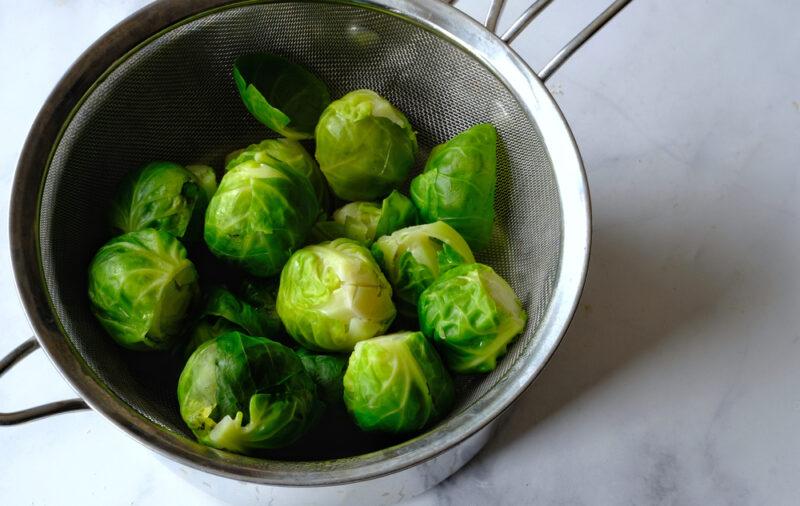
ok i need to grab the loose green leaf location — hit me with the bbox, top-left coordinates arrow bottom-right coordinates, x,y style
184,284 -> 283,356
296,348 -> 348,407
233,54 -> 330,139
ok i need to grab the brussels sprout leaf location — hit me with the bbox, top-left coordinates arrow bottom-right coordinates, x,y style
233,54 -> 330,140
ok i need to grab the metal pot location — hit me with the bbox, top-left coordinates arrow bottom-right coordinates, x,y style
2,0 -> 628,503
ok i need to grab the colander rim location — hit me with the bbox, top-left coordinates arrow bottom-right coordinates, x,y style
9,0 -> 590,486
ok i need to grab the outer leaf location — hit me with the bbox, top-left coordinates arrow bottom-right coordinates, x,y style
374,190 -> 418,239
371,221 -> 475,309
342,331 -> 453,433
296,348 -> 348,407
315,90 -> 418,200
233,54 -> 330,139
276,238 -> 396,352
184,279 -> 284,356
88,229 -> 200,350
323,190 -> 418,247
410,124 -> 497,251
185,164 -> 219,201
109,161 -> 206,241
204,159 -> 320,276
177,332 -> 319,454
418,263 -> 527,374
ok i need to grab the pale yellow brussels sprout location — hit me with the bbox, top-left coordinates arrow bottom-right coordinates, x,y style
276,239 -> 396,352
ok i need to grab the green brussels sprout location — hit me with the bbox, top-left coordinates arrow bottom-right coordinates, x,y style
184,284 -> 283,356
296,348 -> 348,407
178,332 -> 319,454
418,263 -> 527,374
343,331 -> 454,433
277,238 -> 396,352
371,221 -> 475,311
327,190 -> 418,246
109,161 -> 208,240
330,202 -> 381,244
315,89 -> 418,201
233,54 -> 330,140
224,138 -> 329,210
88,229 -> 200,350
410,124 -> 497,251
185,164 -> 218,201
204,159 -> 320,276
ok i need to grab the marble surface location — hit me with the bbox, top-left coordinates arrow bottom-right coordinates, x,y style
1,0 -> 799,504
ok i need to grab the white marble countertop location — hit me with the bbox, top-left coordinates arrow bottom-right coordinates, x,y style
1,0 -> 799,504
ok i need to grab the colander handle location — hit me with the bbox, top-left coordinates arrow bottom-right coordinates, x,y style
449,0 -> 633,81
0,337 -> 89,425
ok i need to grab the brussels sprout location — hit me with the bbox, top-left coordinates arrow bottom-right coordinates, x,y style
224,138 -> 329,210
330,202 -> 381,245
204,159 -> 320,276
178,332 -> 319,453
233,54 -> 330,140
236,277 -> 283,336
371,221 -> 475,311
277,238 -> 396,352
184,284 -> 283,355
418,263 -> 527,374
410,124 -> 497,251
296,348 -> 348,407
326,190 -> 418,246
109,161 -> 208,241
315,89 -> 418,201
185,164 -> 218,201
343,331 -> 454,433
88,229 -> 200,350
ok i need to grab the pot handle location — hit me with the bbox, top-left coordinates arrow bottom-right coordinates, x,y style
0,337 -> 89,425
445,0 -> 633,81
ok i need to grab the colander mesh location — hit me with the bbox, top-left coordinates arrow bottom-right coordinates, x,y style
39,2 -> 561,459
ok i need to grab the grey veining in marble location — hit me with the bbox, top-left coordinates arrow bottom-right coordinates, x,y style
1,0 -> 799,504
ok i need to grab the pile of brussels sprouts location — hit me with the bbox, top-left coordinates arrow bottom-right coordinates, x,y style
86,54 -> 527,455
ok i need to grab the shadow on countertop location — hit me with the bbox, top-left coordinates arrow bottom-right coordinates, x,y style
431,218 -> 750,492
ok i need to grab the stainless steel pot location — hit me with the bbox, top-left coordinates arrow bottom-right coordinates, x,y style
2,0 -> 629,503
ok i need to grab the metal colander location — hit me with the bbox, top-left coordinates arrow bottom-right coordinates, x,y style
7,0 -> 611,488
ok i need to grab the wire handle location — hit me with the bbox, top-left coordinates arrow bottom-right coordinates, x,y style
446,0 -> 633,82
0,337 -> 89,425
